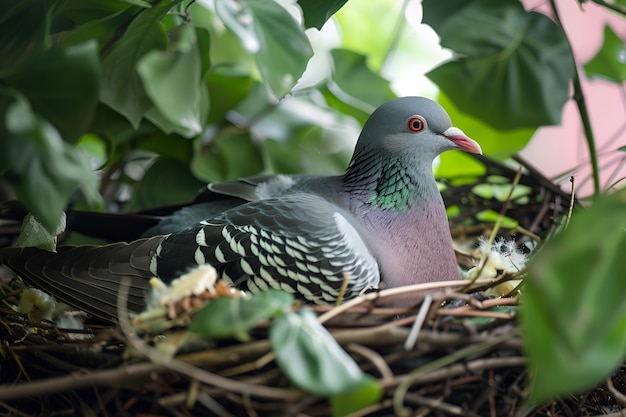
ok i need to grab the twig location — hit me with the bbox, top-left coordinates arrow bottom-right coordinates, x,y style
404,392 -> 482,417
347,343 -> 395,382
381,0 -> 411,74
0,359 -> 170,401
335,273 -> 350,306
606,376 -> 626,407
318,280 -> 488,324
385,356 -> 527,389
116,278 -> 302,401
465,169 -> 523,289
393,337 -> 511,416
344,399 -> 395,417
404,294 -> 432,351
565,176 -> 576,228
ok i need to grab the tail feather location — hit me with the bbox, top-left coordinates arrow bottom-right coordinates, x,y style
0,236 -> 166,321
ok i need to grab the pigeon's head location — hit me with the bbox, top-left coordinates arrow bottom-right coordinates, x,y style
356,96 -> 482,160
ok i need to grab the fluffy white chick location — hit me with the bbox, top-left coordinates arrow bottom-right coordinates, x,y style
465,237 -> 528,296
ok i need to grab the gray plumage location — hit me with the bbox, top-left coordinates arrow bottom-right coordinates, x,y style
0,97 -> 481,320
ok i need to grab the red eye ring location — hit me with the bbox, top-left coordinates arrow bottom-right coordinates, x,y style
408,116 -> 425,132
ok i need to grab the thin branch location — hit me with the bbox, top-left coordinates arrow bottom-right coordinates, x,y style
347,343 -> 395,382
549,0 -> 601,198
116,278 -> 302,401
590,0 -> 626,16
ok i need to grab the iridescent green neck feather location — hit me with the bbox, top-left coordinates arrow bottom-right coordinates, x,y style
343,151 -> 424,213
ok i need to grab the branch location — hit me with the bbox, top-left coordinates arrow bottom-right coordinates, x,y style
549,0 -> 602,197
590,0 -> 626,16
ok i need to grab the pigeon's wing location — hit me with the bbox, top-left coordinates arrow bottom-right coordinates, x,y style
154,193 -> 380,304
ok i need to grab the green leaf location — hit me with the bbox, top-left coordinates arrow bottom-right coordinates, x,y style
262,138 -> 308,174
138,24 -> 203,137
16,213 -> 66,252
205,72 -> 254,124
189,290 -> 294,341
213,0 -> 313,98
100,1 -> 172,127
475,210 -> 518,228
270,307 -> 373,397
423,0 -> 574,129
328,49 -> 396,115
6,41 -> 101,143
332,0 -> 404,72
330,378 -> 383,416
297,0 -> 349,29
584,25 -> 626,83
0,0 -> 48,78
0,95 -> 101,232
436,93 -> 535,160
56,6 -> 138,49
522,190 -> 626,403
145,85 -> 209,138
436,152 -> 486,179
472,182 -> 532,202
191,129 -> 264,183
125,157 -> 205,210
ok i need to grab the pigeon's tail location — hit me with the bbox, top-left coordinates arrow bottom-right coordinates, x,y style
0,237 -> 164,321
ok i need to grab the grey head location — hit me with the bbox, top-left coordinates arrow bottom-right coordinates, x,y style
351,96 -> 481,162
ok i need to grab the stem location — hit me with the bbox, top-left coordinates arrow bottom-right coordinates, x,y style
549,0 -> 601,198
381,0 -> 411,74
590,0 -> 626,16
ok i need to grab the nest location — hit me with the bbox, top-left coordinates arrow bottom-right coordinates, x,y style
1,156 -> 624,416
1,278 -> 624,417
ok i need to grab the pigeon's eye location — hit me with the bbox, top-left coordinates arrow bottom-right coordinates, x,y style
408,116 -> 425,132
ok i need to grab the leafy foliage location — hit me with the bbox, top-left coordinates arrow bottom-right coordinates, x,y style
190,290 -> 381,415
270,306 -> 382,407
15,213 -> 66,252
584,24 -> 626,83
189,290 -> 293,341
0,95 -> 100,230
0,0 -> 579,233
522,189 -> 626,403
423,0 -> 574,129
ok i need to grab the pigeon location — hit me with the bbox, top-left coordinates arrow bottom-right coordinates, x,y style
0,97 -> 482,320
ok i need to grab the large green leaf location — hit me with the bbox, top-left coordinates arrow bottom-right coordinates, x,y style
212,0 -> 313,98
51,0 -> 145,26
329,49 -> 396,114
270,307 -> 379,398
423,0 -> 574,129
6,41 -> 101,143
584,24 -> 626,83
435,93 -> 535,175
100,0 -> 173,127
0,0 -> 48,78
189,290 -> 294,341
262,128 -> 351,176
0,95 -> 100,232
125,157 -> 205,210
56,6 -> 138,49
332,0 -> 404,72
297,0 -> 349,29
138,24 -> 203,137
191,129 -> 264,183
522,189 -> 626,403
205,72 -> 254,124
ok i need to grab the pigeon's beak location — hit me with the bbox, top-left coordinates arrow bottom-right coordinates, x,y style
443,127 -> 482,154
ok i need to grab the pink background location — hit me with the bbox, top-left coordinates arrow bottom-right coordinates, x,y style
521,0 -> 626,197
